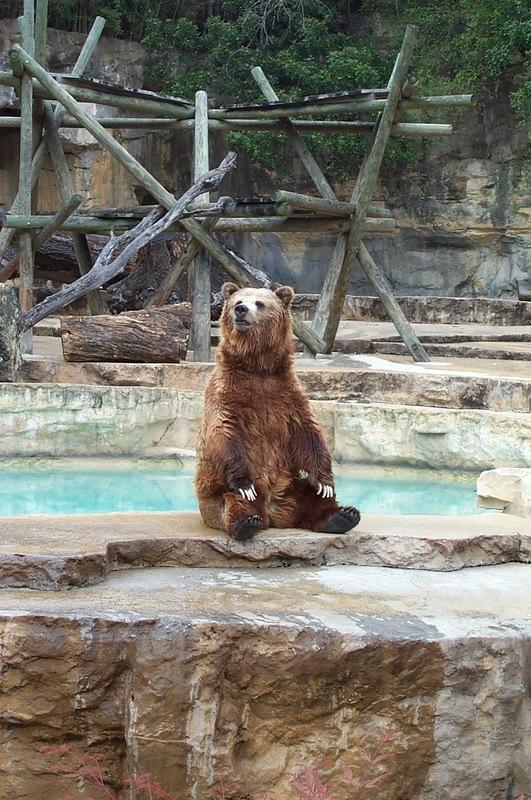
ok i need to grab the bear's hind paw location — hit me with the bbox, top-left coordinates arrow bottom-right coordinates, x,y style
320,506 -> 361,535
232,514 -> 263,541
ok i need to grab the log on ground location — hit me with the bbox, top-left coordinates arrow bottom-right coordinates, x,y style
60,306 -> 190,363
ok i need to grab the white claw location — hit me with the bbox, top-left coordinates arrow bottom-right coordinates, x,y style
317,483 -> 322,496
239,488 -> 246,499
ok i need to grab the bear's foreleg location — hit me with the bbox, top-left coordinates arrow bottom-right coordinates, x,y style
289,422 -> 335,498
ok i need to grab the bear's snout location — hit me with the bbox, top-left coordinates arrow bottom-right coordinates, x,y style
234,304 -> 248,318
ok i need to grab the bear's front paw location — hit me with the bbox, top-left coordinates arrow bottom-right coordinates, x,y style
237,484 -> 257,502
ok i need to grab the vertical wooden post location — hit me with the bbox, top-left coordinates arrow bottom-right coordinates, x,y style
191,90 -> 211,361
34,0 -> 48,64
17,0 -> 35,353
0,15 -> 105,263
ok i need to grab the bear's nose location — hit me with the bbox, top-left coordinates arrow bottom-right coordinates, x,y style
234,304 -> 248,318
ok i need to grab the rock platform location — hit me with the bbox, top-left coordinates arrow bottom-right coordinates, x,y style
1,510 -> 531,590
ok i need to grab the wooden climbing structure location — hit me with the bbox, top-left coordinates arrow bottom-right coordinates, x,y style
0,0 -> 474,363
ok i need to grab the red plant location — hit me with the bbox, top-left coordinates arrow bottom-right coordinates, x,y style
37,746 -> 173,800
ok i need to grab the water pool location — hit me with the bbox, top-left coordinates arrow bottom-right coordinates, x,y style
0,459 -> 486,517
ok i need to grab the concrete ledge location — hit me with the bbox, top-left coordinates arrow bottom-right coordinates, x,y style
1,510 -> 530,590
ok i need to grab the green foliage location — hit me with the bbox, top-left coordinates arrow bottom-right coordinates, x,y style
366,0 -> 531,122
39,0 -> 530,173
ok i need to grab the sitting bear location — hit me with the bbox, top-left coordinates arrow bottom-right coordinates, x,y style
195,282 -> 361,541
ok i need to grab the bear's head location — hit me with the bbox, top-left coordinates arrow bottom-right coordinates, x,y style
219,282 -> 295,372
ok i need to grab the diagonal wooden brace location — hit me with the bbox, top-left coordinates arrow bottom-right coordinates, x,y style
42,102 -> 108,314
251,57 -> 429,362
10,43 -> 324,354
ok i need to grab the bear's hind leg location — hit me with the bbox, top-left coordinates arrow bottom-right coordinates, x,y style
224,492 -> 268,541
271,478 -> 360,534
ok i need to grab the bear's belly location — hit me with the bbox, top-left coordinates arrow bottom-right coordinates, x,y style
239,407 -> 292,487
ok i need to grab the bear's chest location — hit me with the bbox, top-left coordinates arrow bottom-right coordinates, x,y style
223,374 -> 292,439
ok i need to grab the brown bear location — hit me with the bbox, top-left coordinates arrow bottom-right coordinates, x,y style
195,282 -> 361,540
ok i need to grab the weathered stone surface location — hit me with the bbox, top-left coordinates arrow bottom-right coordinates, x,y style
1,383 -> 530,468
1,507 -> 530,589
0,564 -> 529,799
333,402 -> 531,469
15,355 -> 531,413
292,294 -> 531,325
508,478 -> 531,518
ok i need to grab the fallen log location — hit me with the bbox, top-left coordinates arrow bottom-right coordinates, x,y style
60,306 -> 190,363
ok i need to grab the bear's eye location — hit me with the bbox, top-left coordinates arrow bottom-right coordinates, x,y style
235,301 -> 243,307
255,301 -> 265,310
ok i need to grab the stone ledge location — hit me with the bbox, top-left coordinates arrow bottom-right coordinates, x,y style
1,510 -> 530,590
16,357 -> 531,413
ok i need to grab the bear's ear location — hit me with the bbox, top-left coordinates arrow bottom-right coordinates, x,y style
222,282 -> 240,301
275,285 -> 294,307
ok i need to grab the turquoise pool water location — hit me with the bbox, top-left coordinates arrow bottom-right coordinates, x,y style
0,460 -> 485,517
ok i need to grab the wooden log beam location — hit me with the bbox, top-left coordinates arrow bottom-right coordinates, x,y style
47,117 -> 455,136
0,193 -> 81,282
4,214 -> 396,234
60,306 -> 189,363
42,102 -> 108,314
208,95 -> 473,120
274,190 -> 389,218
20,154 -> 236,331
10,45 -> 322,354
357,244 -> 428,362
191,89 -> 211,361
34,0 -> 48,65
146,220 -> 214,309
311,24 -> 430,362
0,71 -> 194,118
0,16 -> 105,263
0,117 -> 454,136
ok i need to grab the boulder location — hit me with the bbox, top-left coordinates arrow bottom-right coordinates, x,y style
477,468 -> 531,517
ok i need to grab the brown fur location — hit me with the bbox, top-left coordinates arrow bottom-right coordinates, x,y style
195,283 -> 360,539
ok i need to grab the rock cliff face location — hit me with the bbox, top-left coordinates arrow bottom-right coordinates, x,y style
0,21 -> 529,298
0,564 -> 530,800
